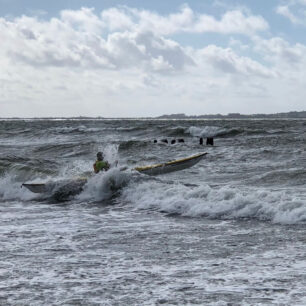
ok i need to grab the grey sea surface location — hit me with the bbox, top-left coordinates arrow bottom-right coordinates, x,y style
0,119 -> 306,305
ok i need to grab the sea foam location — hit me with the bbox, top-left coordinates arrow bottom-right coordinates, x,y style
0,174 -> 36,201
188,126 -> 228,138
121,180 -> 306,224
78,168 -> 130,202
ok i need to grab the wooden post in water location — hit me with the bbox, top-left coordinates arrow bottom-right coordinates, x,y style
206,137 -> 214,145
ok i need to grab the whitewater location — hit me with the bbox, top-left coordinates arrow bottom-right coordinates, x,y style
0,119 -> 305,305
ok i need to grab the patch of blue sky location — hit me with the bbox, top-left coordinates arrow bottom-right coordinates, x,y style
0,0 -> 260,19
0,0 -> 180,17
269,18 -> 306,45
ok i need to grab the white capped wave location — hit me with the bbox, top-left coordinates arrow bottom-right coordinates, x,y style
58,159 -> 92,178
188,126 -> 227,137
121,180 -> 306,224
53,126 -> 103,133
0,174 -> 36,201
78,168 -> 130,202
98,144 -> 120,166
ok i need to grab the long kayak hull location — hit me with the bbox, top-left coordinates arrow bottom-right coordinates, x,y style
135,152 -> 207,176
22,178 -> 87,195
22,183 -> 49,193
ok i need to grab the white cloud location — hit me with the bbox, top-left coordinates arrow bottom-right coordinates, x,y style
0,5 -> 269,74
1,5 -> 306,117
229,38 -> 250,51
0,11 -> 194,72
60,7 -> 104,34
276,5 -> 300,24
276,2 -> 306,25
254,36 -> 306,67
193,10 -> 268,35
100,7 -> 134,31
194,45 -> 276,78
100,5 -> 268,36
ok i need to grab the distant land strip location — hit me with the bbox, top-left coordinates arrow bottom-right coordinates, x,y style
1,111 -> 306,119
156,111 -> 306,119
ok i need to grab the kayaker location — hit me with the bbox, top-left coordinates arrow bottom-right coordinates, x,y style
93,152 -> 110,173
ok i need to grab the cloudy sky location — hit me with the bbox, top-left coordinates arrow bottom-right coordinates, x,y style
1,0 -> 306,117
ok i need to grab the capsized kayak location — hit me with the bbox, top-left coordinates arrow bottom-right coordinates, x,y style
22,183 -> 49,193
22,177 -> 87,194
134,152 -> 207,176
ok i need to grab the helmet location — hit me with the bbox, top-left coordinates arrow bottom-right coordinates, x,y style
97,152 -> 103,159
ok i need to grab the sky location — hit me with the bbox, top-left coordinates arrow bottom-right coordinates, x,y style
1,0 -> 306,117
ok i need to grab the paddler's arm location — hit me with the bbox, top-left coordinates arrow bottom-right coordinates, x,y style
105,161 -> 110,171
93,162 -> 99,173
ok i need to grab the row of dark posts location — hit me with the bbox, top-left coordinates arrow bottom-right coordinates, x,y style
153,137 -> 214,145
154,139 -> 185,144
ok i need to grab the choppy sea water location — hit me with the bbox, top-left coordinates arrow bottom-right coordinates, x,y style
0,119 -> 306,305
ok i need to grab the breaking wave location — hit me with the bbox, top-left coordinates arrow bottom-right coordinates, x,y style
52,126 -> 104,134
78,168 -> 131,202
0,173 -> 38,201
188,126 -> 242,138
121,180 -> 306,225
166,127 -> 188,137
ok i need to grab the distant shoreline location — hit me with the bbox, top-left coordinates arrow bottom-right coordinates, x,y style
155,111 -> 306,119
1,111 -> 306,120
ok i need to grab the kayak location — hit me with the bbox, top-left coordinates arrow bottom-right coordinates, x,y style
22,178 -> 87,195
21,183 -> 49,193
134,152 -> 207,176
22,153 -> 207,194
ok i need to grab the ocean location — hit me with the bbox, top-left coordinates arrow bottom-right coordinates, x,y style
0,119 -> 305,305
